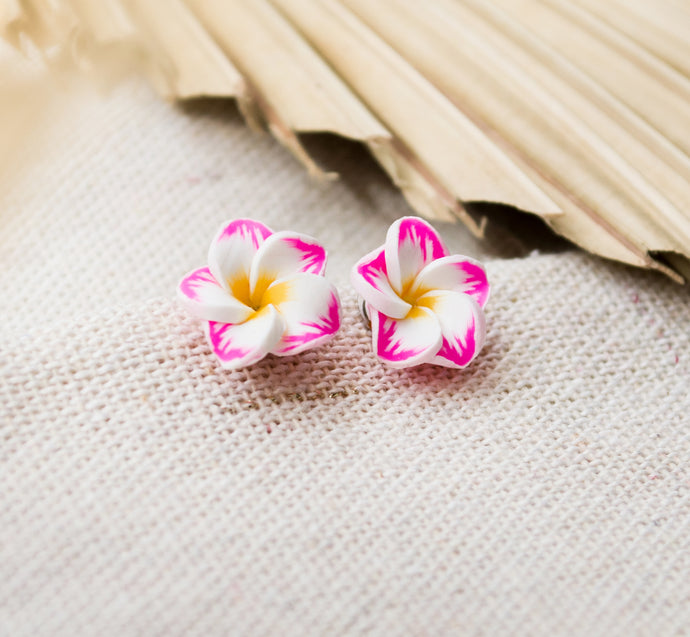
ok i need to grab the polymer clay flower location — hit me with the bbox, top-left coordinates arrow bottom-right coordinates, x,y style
351,216 -> 489,369
178,219 -> 340,369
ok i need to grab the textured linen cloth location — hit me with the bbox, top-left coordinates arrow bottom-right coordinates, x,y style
1,77 -> 689,636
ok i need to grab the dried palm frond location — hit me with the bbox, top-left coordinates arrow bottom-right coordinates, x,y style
3,0 -> 689,280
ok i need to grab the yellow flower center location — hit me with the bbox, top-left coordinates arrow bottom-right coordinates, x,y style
228,272 -> 291,314
399,279 -> 436,316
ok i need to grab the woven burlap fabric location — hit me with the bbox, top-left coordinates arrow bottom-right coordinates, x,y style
1,77 -> 689,636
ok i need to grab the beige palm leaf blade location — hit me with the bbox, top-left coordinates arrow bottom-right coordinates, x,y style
2,0 -> 689,280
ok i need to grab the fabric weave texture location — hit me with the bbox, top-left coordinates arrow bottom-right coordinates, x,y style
0,77 -> 688,636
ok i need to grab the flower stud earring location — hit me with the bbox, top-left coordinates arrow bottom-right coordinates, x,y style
351,216 -> 489,369
178,218 -> 341,369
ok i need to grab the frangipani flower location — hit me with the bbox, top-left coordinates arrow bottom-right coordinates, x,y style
178,219 -> 341,369
351,216 -> 489,369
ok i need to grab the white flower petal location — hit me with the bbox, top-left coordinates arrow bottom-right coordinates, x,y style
411,255 -> 490,308
177,267 -> 254,324
207,219 -> 273,295
263,273 -> 341,355
249,231 -> 327,301
417,290 -> 486,369
370,306 -> 442,369
205,305 -> 285,370
350,246 -> 411,320
384,216 -> 449,295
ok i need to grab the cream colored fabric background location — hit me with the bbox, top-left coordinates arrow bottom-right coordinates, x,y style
1,77 -> 689,636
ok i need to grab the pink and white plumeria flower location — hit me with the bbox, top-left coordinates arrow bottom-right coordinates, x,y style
351,216 -> 489,369
178,219 -> 341,369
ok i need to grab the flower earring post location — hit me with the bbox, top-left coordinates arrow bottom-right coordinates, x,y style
178,219 -> 341,369
351,216 -> 489,369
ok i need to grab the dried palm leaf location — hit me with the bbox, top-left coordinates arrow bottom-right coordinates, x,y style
2,0 -> 689,280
